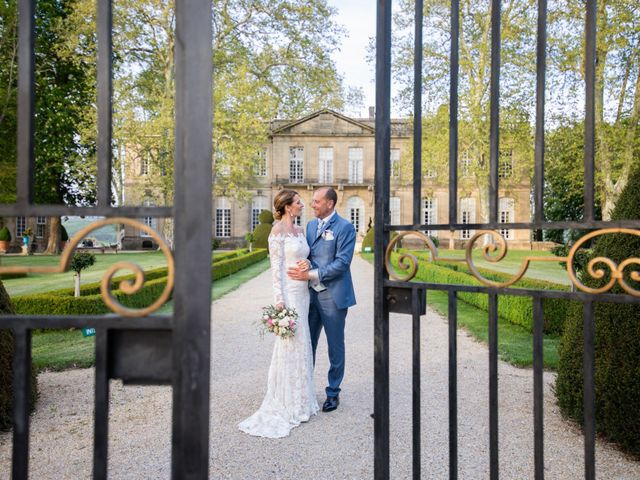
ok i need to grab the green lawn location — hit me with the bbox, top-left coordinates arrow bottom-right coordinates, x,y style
0,252 -> 170,296
22,257 -> 270,371
422,248 -> 570,286
361,252 -> 560,369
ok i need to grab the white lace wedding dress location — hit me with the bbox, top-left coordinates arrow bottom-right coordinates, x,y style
238,232 -> 319,438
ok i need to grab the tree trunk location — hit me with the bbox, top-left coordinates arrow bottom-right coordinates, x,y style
44,216 -> 61,254
74,273 -> 80,297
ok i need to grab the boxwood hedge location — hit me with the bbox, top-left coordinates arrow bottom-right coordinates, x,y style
12,248 -> 267,316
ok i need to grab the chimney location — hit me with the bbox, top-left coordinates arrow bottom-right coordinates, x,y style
368,106 -> 375,120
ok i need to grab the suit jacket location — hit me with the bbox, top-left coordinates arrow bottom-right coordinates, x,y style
307,212 -> 356,309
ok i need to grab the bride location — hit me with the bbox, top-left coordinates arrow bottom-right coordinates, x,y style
239,189 -> 319,438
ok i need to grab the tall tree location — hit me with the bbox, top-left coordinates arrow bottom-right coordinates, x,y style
549,0 -> 640,219
392,0 -> 537,221
112,0 -> 347,217
0,0 -> 96,251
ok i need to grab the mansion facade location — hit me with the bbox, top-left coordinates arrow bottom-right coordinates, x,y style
123,108 -> 533,250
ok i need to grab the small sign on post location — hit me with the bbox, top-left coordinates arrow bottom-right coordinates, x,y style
82,327 -> 96,337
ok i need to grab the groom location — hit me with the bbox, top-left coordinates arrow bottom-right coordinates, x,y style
288,187 -> 356,412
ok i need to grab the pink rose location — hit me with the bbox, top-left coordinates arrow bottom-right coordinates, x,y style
267,319 -> 273,326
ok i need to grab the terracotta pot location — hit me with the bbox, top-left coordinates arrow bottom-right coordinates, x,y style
0,240 -> 9,252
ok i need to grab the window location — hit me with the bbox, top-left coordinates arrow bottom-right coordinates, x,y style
318,147 -> 334,183
141,200 -> 156,236
254,149 -> 267,177
460,197 -> 476,240
251,196 -> 266,232
498,149 -> 514,178
348,147 -> 364,184
347,196 -> 365,234
422,198 -> 438,237
499,197 -> 515,240
16,216 -> 26,237
216,197 -> 231,237
460,150 -> 472,177
36,216 -> 46,238
390,197 -> 401,225
140,156 -> 150,176
390,149 -> 400,177
289,147 -> 304,183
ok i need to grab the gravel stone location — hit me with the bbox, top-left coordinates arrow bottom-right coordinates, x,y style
1,255 -> 638,479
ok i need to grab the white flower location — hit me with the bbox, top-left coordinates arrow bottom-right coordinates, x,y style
278,318 -> 289,327
263,314 -> 269,320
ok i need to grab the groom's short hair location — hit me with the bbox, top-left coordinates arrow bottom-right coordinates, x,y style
323,187 -> 338,208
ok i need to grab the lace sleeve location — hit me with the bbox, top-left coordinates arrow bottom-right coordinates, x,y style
268,234 -> 285,305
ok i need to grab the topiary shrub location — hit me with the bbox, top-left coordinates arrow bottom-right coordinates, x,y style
555,165 -> 640,457
0,226 -> 11,242
0,280 -> 38,431
361,227 -> 398,252
60,225 -> 69,242
253,209 -> 274,250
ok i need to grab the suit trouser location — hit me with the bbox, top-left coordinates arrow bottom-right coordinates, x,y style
309,288 -> 347,398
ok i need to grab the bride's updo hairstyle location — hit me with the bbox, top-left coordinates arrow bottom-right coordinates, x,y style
273,189 -> 299,221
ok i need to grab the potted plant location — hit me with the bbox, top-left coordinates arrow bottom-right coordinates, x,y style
0,226 -> 11,253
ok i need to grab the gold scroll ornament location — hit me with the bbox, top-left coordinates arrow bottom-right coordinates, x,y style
384,228 -> 640,297
0,218 -> 174,316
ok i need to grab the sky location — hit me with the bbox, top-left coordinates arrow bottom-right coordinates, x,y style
326,0 -> 378,117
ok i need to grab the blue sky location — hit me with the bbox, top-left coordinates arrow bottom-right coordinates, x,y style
326,0 -> 377,116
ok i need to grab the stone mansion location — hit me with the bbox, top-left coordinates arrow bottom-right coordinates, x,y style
121,108 -> 532,250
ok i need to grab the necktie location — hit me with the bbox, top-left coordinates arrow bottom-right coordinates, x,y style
317,219 -> 325,235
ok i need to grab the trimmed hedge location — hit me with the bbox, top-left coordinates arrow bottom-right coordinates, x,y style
1,280 -> 38,431
556,165 -> 640,458
392,251 -> 573,335
12,248 -> 268,315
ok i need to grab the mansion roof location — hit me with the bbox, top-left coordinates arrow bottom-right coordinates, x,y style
269,108 -> 411,138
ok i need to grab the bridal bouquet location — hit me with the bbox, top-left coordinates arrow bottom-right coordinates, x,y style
258,304 -> 298,339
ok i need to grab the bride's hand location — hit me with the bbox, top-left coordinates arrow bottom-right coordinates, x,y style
275,302 -> 285,311
296,259 -> 310,271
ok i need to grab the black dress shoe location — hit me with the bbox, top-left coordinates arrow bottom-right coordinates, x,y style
322,395 -> 339,412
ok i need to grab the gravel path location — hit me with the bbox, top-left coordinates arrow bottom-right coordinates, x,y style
1,254 -> 639,478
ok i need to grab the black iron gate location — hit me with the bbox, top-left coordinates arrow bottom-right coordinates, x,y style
0,1 -> 212,478
373,0 -> 640,479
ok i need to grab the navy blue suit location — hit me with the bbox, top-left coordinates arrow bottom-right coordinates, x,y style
306,212 -> 356,397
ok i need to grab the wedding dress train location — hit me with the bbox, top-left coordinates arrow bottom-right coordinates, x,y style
238,233 -> 319,438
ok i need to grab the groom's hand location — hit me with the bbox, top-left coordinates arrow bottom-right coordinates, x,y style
287,266 -> 310,281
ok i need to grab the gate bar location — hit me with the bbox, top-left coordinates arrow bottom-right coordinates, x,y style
412,288 -> 421,479
489,293 -> 499,479
93,328 -> 110,479
534,0 -> 548,225
96,0 -> 113,208
11,328 -> 31,480
16,0 -> 35,207
533,297 -> 545,480
583,301 -> 596,480
488,0 -> 501,224
448,0 -> 460,227
448,291 -> 458,480
412,0 -> 423,226
172,0 -> 213,477
374,0 -> 392,477
583,0 -> 597,222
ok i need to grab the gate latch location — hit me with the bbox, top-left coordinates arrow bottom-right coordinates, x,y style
385,286 -> 426,315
